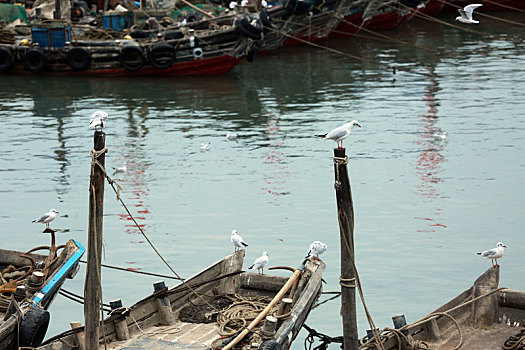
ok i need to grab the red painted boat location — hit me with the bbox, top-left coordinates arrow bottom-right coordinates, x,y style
366,9 -> 406,30
444,0 -> 525,11
329,10 -> 369,38
420,0 -> 445,14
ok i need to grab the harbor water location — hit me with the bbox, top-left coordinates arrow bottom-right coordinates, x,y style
1,11 -> 524,348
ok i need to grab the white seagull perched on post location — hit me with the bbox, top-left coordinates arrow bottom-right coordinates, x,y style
249,251 -> 268,274
305,241 -> 327,261
231,229 -> 248,251
316,120 -> 361,149
477,242 -> 506,268
89,110 -> 108,130
455,4 -> 482,24
32,209 -> 59,229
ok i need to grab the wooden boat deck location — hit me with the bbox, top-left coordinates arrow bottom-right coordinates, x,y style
433,323 -> 520,350
107,321 -> 220,349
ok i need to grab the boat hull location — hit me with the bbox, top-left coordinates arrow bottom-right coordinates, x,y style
329,12 -> 369,38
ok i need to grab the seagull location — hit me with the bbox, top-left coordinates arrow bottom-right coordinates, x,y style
261,0 -> 268,7
456,4 -> 482,24
200,142 -> 210,151
113,162 -> 127,173
477,242 -> 506,268
32,209 -> 59,229
231,229 -> 248,251
433,131 -> 447,140
305,241 -> 327,261
229,1 -> 238,9
226,132 -> 238,141
249,251 -> 268,274
241,0 -> 248,6
316,120 -> 361,149
89,110 -> 108,130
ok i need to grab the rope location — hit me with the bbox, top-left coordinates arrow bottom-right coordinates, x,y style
333,155 -> 349,190
441,0 -> 525,27
79,260 -> 184,281
339,277 -> 356,288
303,324 -> 343,350
503,328 -> 525,350
90,142 -> 220,313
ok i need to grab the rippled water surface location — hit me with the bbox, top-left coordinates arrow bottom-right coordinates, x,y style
1,11 -> 525,348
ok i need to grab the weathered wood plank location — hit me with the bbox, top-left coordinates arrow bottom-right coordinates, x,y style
239,273 -> 288,292
499,289 -> 525,310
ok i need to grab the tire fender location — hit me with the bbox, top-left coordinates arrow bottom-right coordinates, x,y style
19,305 -> 50,347
66,47 -> 91,71
23,48 -> 47,72
119,45 -> 145,71
149,42 -> 176,69
0,46 -> 13,71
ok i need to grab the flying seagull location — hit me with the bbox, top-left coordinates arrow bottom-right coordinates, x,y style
456,4 -> 482,24
200,142 -> 210,151
231,229 -> 248,251
249,251 -> 268,274
316,120 -> 361,149
32,209 -> 59,229
477,242 -> 506,268
305,241 -> 327,261
89,110 -> 108,130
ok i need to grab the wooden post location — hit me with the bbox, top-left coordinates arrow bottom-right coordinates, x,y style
333,148 -> 358,350
84,130 -> 106,350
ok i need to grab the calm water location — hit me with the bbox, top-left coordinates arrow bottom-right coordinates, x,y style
1,11 -> 525,348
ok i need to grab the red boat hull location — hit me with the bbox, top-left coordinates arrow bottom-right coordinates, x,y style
421,0 -> 445,14
444,0 -> 525,11
367,10 -> 410,30
5,55 -> 243,77
282,34 -> 324,47
329,12 -> 368,38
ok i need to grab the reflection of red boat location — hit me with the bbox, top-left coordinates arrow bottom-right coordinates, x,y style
329,11 -> 370,38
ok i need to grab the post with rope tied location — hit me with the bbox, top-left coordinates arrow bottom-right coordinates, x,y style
84,129 -> 106,350
333,147 -> 358,350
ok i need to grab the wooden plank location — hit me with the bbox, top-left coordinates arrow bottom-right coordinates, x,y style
499,289 -> 525,310
239,273 -> 288,292
0,249 -> 47,267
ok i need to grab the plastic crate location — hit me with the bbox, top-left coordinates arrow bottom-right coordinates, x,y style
32,27 -> 71,47
102,13 -> 127,31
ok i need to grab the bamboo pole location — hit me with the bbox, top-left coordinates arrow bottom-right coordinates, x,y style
222,268 -> 303,350
333,147 -> 358,350
84,130 -> 106,350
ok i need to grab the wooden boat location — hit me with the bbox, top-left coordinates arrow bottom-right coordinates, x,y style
0,13 -> 258,76
360,266 -> 525,350
34,250 -> 325,350
0,239 -> 85,349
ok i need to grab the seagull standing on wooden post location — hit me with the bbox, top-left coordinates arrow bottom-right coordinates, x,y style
231,229 -> 248,252
316,120 -> 361,149
249,251 -> 268,274
455,4 -> 482,24
89,110 -> 108,131
305,241 -> 328,261
477,242 -> 506,268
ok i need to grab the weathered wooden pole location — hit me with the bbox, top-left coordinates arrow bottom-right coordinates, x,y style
84,130 -> 106,350
333,147 -> 358,350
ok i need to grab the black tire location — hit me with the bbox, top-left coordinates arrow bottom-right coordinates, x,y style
130,29 -> 149,39
149,42 -> 176,69
185,12 -> 203,23
259,9 -> 273,31
165,30 -> 184,40
66,47 -> 91,71
259,340 -> 282,350
119,45 -> 145,71
0,46 -> 13,71
23,49 -> 46,72
19,306 -> 50,347
235,15 -> 263,40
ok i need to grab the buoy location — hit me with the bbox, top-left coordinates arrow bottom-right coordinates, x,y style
124,35 -> 132,40
21,39 -> 29,45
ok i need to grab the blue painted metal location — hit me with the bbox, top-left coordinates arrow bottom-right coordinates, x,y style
31,240 -> 85,305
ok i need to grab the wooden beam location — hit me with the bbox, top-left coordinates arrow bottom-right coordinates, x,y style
499,289 -> 525,310
84,130 -> 106,350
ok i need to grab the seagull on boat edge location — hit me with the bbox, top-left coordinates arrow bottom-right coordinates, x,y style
477,242 -> 506,268
32,209 -> 59,229
456,4 -> 482,24
231,229 -> 248,251
316,120 -> 361,149
249,251 -> 268,274
305,241 -> 327,261
89,110 -> 108,130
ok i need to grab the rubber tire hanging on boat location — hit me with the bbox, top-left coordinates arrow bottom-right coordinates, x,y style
149,42 -> 176,69
259,9 -> 273,31
259,340 -> 282,350
18,306 -> 50,347
119,45 -> 145,72
235,15 -> 263,40
0,46 -> 13,71
23,48 -> 46,72
66,47 -> 91,71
